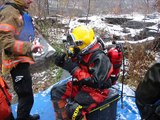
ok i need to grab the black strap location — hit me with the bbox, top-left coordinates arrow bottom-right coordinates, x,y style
4,2 -> 24,15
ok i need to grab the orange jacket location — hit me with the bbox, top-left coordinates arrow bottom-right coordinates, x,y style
0,2 -> 34,74
0,76 -> 12,120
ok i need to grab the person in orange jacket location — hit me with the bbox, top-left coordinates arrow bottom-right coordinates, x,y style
0,0 -> 42,119
51,25 -> 113,120
0,76 -> 14,120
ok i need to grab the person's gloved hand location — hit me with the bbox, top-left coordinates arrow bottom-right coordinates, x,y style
62,58 -> 79,74
71,78 -> 81,86
52,52 -> 79,73
53,52 -> 66,67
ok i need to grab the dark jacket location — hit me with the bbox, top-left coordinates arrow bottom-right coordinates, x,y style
135,62 -> 160,120
136,63 -> 160,105
72,43 -> 113,89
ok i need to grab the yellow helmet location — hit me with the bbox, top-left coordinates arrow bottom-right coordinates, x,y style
70,25 -> 96,53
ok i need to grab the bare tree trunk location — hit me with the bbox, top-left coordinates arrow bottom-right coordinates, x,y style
143,0 -> 150,13
119,0 -> 122,14
86,0 -> 91,25
37,0 -> 41,17
156,0 -> 160,12
45,0 -> 49,15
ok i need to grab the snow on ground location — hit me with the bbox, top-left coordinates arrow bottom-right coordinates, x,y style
61,12 -> 160,43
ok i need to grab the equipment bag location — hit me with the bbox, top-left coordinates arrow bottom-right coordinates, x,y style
87,88 -> 120,120
87,45 -> 123,86
0,76 -> 12,120
107,46 -> 123,84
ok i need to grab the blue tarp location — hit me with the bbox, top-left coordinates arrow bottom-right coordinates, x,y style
12,78 -> 141,120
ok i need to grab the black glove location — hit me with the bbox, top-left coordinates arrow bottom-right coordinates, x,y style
62,58 -> 79,74
53,52 -> 66,67
72,79 -> 82,86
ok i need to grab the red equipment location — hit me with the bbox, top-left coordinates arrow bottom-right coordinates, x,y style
107,46 -> 123,85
